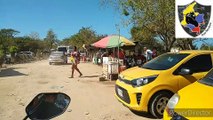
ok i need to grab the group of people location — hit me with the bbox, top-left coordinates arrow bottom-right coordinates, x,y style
123,47 -> 157,68
69,46 -> 157,78
143,47 -> 157,61
94,46 -> 157,68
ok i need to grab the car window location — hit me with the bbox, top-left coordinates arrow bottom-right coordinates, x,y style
199,69 -> 213,86
180,54 -> 212,73
58,47 -> 67,53
142,53 -> 189,70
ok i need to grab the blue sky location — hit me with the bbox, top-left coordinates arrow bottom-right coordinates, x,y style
0,0 -> 130,40
0,0 -> 212,48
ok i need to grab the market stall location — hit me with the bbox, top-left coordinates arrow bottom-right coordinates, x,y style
92,35 -> 135,80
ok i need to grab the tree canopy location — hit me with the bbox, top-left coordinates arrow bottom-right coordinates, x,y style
0,28 -> 20,54
61,27 -> 106,49
0,28 -> 51,59
44,29 -> 57,51
102,0 -> 198,51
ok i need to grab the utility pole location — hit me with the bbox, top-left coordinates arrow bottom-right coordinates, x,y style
115,24 -> 120,75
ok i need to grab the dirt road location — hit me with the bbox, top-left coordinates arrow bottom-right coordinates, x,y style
0,60 -> 158,120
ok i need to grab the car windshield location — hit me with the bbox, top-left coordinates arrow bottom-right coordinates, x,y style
199,69 -> 213,86
142,53 -> 189,70
58,47 -> 67,52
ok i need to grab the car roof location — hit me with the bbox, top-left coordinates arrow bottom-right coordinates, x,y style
169,50 -> 213,54
57,46 -> 71,48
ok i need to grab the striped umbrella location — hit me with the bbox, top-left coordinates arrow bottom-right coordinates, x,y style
92,35 -> 135,48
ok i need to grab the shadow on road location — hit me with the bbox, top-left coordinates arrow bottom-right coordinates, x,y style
50,63 -> 72,65
81,75 -> 100,78
0,67 -> 27,77
130,110 -> 158,119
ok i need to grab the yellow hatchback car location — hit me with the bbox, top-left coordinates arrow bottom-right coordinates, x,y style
115,50 -> 213,118
164,68 -> 213,120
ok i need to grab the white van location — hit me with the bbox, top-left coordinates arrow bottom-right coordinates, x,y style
57,46 -> 73,54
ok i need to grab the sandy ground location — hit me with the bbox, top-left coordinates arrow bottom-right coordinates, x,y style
0,60 -> 159,120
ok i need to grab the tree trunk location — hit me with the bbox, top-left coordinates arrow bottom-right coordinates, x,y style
11,53 -> 15,63
0,57 -> 4,68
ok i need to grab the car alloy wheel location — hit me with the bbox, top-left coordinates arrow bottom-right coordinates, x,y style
149,91 -> 173,118
156,97 -> 169,115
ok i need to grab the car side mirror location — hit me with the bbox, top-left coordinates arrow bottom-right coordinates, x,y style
179,68 -> 192,75
24,92 -> 70,120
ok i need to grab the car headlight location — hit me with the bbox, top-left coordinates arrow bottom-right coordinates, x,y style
166,93 -> 180,116
131,75 -> 158,87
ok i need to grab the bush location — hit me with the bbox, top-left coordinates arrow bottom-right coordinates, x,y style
9,46 -> 18,54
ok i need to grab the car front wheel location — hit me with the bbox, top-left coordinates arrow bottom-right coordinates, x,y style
149,91 -> 173,118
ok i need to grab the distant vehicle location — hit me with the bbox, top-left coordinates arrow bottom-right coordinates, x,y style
17,51 -> 35,60
57,46 -> 73,54
18,51 -> 34,57
5,54 -> 11,64
49,51 -> 66,65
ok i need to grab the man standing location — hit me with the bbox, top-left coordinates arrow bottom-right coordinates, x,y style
143,47 -> 153,62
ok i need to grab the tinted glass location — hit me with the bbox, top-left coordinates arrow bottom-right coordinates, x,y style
181,54 -> 212,73
199,69 -> 213,86
58,47 -> 67,52
142,53 -> 189,70
26,93 -> 70,120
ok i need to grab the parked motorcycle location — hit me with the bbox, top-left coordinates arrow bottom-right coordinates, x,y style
23,92 -> 71,120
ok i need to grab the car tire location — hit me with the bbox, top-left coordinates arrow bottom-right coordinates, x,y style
148,91 -> 173,118
49,62 -> 52,65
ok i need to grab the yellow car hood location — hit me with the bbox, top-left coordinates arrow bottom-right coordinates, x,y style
176,81 -> 213,109
120,66 -> 161,80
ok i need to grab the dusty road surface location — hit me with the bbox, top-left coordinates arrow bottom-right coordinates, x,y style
0,60 -> 159,120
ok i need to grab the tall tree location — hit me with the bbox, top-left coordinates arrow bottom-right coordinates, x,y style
0,28 -> 19,38
103,0 -> 176,51
200,43 -> 213,50
44,29 -> 57,51
28,32 -> 40,40
0,28 -> 19,54
175,38 -> 197,50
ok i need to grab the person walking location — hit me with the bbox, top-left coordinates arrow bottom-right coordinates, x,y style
70,46 -> 82,78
